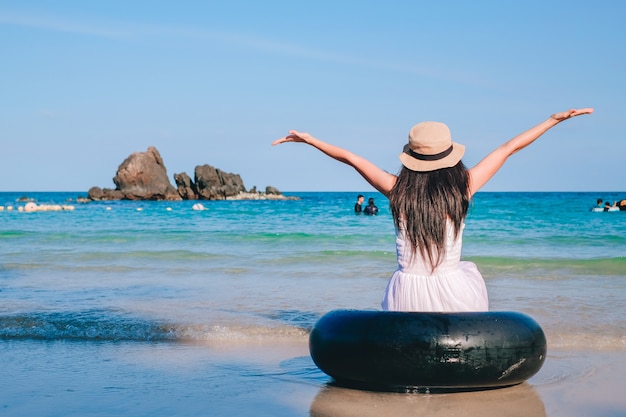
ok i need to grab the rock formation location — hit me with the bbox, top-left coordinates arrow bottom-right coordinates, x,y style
88,147 -> 181,201
173,172 -> 197,200
88,146 -> 295,201
192,164 -> 246,200
265,186 -> 281,195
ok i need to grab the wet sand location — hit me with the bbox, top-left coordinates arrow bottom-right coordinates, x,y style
1,338 -> 625,417
311,351 -> 626,417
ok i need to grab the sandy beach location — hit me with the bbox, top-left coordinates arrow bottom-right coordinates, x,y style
2,338 -> 625,417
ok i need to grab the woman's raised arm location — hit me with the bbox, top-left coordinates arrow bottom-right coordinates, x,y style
468,108 -> 593,196
272,130 -> 397,196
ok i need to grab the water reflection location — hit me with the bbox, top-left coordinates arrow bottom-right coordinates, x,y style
310,382 -> 545,417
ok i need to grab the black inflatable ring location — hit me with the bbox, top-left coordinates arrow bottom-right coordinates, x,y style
309,309 -> 547,392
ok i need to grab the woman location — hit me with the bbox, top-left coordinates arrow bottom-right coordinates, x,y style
272,108 -> 593,312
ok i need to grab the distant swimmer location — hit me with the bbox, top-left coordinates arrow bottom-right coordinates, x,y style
354,195 -> 364,213
363,197 -> 379,215
591,198 -> 604,212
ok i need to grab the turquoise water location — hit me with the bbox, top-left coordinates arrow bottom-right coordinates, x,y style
0,191 -> 625,350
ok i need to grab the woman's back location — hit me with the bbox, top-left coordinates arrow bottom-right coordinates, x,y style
382,221 -> 489,312
395,221 -> 462,275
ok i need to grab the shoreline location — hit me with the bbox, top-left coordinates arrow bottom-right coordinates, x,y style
2,338 -> 624,417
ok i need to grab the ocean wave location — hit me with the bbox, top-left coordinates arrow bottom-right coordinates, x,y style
0,230 -> 34,238
0,310 -> 310,343
469,256 -> 626,276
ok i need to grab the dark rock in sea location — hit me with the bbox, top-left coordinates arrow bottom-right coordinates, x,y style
265,186 -> 281,195
173,172 -> 198,200
88,147 -> 181,201
88,146 -> 298,201
88,187 -> 124,201
192,164 -> 246,200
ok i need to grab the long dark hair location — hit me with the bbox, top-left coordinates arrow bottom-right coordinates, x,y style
388,161 -> 470,271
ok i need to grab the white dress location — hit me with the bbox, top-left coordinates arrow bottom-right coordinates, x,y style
381,222 -> 489,312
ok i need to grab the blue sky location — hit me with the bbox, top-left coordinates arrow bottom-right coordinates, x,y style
1,1 -> 623,192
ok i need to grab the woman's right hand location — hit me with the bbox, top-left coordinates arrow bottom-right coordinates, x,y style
272,130 -> 313,146
550,108 -> 594,122
271,129 -> 397,195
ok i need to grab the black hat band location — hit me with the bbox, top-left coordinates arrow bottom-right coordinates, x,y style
405,145 -> 454,161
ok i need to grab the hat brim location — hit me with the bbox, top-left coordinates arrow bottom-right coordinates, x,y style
399,142 -> 465,172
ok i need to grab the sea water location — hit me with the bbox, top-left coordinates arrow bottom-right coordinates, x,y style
1,191 -> 625,415
1,191 -> 624,347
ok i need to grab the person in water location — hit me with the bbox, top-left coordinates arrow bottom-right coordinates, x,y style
591,198 -> 604,211
604,201 -> 619,212
364,197 -> 378,215
273,108 -> 593,312
354,194 -> 364,213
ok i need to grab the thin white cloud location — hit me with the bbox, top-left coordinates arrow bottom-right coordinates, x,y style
0,9 -> 483,85
0,11 -> 131,39
179,29 -> 482,85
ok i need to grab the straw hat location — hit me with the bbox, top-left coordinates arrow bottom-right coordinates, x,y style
399,121 -> 465,172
